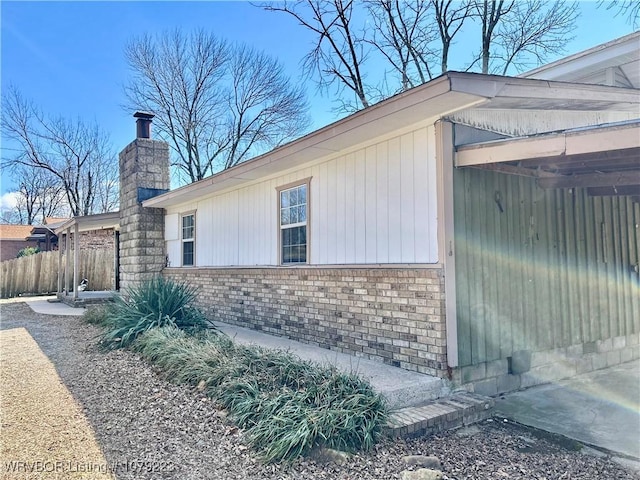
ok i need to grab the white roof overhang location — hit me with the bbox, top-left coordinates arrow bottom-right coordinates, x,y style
144,72 -> 640,209
54,211 -> 120,235
455,120 -> 640,198
521,32 -> 640,88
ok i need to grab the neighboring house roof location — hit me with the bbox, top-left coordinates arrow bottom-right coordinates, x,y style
144,70 -> 640,209
44,217 -> 70,226
53,211 -> 120,235
521,31 -> 640,88
0,224 -> 34,241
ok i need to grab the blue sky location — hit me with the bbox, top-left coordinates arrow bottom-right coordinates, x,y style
1,1 -> 636,198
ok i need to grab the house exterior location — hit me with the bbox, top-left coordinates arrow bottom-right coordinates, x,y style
111,33 -> 638,394
0,224 -> 39,261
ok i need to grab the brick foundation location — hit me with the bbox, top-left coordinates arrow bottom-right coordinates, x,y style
164,266 -> 449,377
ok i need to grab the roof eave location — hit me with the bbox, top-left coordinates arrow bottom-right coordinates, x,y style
144,72 -> 640,209
54,211 -> 120,235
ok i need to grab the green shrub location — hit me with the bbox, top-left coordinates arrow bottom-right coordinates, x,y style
82,304 -> 113,327
17,246 -> 40,257
99,276 -> 215,349
132,327 -> 387,463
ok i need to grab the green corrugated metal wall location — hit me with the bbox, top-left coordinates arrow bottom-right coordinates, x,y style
453,167 -> 640,367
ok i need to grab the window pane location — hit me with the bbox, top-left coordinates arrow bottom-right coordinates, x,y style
282,226 -> 307,264
183,240 -> 194,266
182,214 -> 194,239
280,190 -> 289,208
281,208 -> 290,225
280,184 -> 308,264
289,245 -> 305,263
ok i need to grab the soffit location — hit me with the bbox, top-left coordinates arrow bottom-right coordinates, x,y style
455,120 -> 640,200
54,212 -> 120,235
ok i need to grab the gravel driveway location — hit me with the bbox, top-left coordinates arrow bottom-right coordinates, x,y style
1,301 -> 637,480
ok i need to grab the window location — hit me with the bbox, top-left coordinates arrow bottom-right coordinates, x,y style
279,181 -> 309,264
181,213 -> 195,266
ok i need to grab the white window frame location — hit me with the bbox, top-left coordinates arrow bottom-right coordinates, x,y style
180,212 -> 196,267
277,178 -> 311,265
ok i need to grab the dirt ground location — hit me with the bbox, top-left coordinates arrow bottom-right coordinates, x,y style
1,327 -> 113,480
1,299 -> 637,480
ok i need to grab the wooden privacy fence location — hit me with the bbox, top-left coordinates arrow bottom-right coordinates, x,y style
0,249 -> 115,298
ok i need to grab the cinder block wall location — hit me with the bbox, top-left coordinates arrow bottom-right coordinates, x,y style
119,139 -> 169,291
164,266 -> 449,377
452,333 -> 640,396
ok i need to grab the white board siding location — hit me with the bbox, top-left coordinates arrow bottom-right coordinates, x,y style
165,125 -> 439,267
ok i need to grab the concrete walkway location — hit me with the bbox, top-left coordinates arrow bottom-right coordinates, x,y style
216,322 -> 449,409
495,359 -> 640,463
16,297 -> 449,410
24,296 -> 86,316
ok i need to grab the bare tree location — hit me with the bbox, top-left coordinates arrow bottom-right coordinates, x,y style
225,45 -> 309,168
0,168 -> 68,225
262,1 -> 373,112
472,0 -> 515,74
365,0 -> 439,89
494,0 -> 579,75
598,0 -> 640,28
262,0 -> 579,112
471,0 -> 578,75
14,167 -> 67,224
1,86 -> 119,217
124,29 -> 309,182
432,0 -> 473,73
93,157 -> 120,213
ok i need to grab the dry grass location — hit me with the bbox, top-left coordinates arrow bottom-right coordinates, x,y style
0,328 -> 113,480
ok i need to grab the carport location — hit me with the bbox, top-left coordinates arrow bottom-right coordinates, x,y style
448,119 -> 640,387
55,211 -> 120,305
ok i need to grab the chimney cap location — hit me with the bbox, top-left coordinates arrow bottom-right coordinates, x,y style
134,111 -> 155,120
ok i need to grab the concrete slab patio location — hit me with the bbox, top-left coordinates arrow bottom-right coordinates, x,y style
495,359 -> 640,462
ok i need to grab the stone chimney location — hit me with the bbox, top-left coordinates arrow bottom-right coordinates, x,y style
118,112 -> 169,292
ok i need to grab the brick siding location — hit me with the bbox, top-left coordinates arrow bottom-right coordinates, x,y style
0,240 -> 40,262
164,266 -> 449,377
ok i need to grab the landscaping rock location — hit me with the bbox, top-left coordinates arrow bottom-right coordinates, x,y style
400,468 -> 443,480
310,447 -> 352,465
401,455 -> 441,469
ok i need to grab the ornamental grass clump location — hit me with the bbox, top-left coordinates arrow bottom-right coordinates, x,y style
98,276 -> 215,350
132,327 -> 387,463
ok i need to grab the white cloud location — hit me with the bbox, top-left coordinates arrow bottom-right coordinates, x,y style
0,191 -> 20,211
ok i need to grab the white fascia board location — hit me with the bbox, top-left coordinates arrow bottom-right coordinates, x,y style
54,211 -> 120,235
521,32 -> 640,80
144,75 -> 494,209
455,121 -> 640,167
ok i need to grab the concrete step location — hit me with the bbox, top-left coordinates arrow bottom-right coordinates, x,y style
385,392 -> 494,439
216,321 -> 450,410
